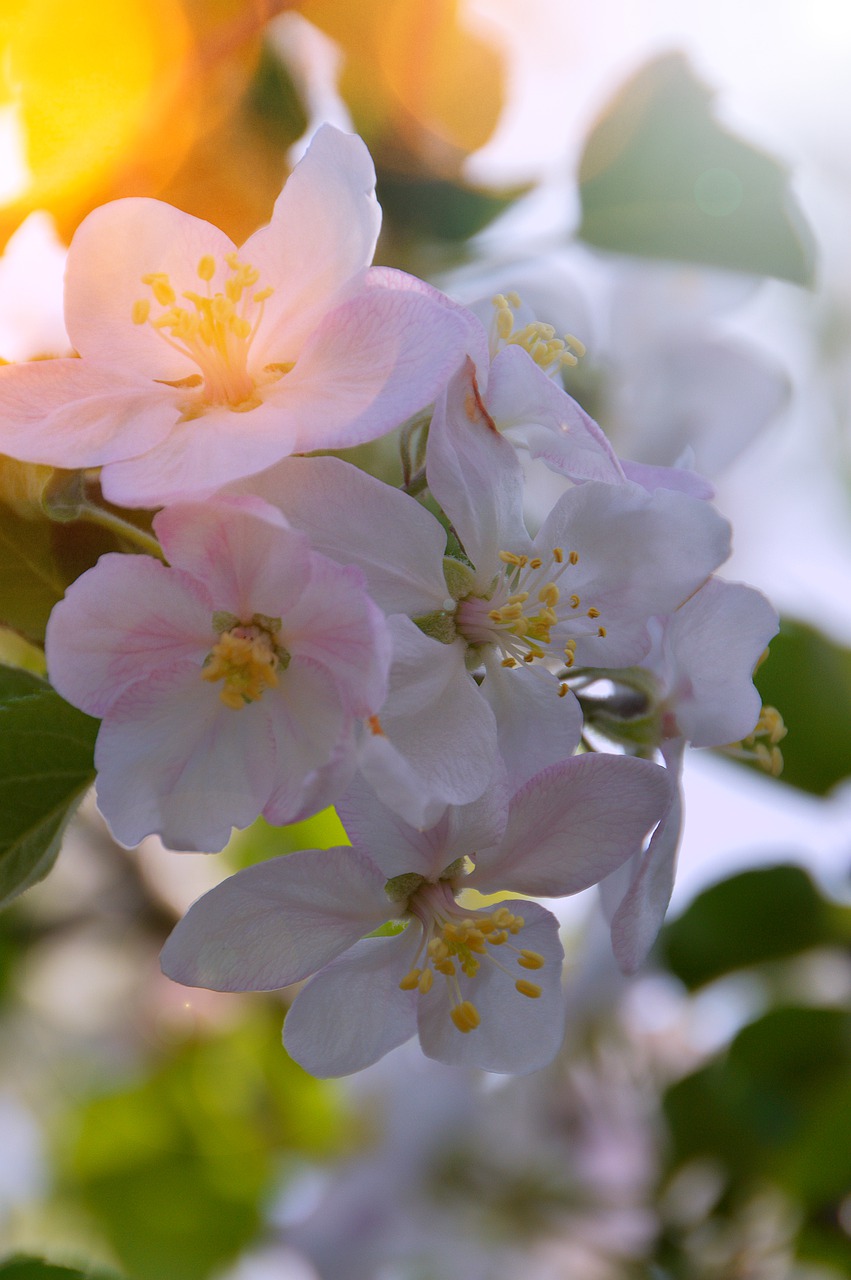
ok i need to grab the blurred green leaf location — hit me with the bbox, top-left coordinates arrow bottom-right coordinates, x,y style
248,40 -> 308,150
578,53 -> 816,284
0,507 -> 67,644
63,1007 -> 348,1280
0,1259 -> 122,1279
377,170 -> 528,242
227,805 -> 349,870
753,618 -> 851,795
665,1006 -> 851,1203
662,864 -> 851,989
0,666 -> 97,908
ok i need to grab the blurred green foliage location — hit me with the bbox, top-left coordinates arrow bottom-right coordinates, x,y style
59,1006 -> 349,1280
0,666 -> 97,908
663,864 -> 851,990
660,864 -> 851,1275
0,1260 -> 123,1279
578,53 -> 817,285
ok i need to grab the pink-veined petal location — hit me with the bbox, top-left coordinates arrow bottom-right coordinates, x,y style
98,397 -> 301,507
273,278 -> 471,454
473,754 -> 673,898
427,357 -> 531,580
94,662 -> 278,851
65,197 -> 237,378
233,455 -> 449,616
160,845 -> 390,991
0,358 -> 179,468
480,656 -> 583,790
417,900 -> 565,1074
245,125 -> 381,365
604,739 -> 686,973
262,655 -> 351,825
284,930 -> 421,1077
358,617 -> 497,824
153,499 -> 308,622
665,578 -> 778,747
488,345 -> 625,484
45,553 -> 212,718
283,557 -> 392,717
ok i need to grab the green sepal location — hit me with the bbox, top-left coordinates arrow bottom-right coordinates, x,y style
443,556 -> 477,601
384,872 -> 426,903
211,611 -> 239,634
412,609 -> 457,645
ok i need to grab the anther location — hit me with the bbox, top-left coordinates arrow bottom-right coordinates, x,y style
450,1001 -> 481,1033
518,950 -> 545,970
515,979 -> 542,999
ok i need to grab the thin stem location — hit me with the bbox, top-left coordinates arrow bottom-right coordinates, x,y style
80,506 -> 165,560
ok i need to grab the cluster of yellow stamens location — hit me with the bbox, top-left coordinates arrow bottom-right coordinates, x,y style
492,292 -> 586,375
399,902 -> 545,1035
725,704 -> 787,777
202,621 -> 284,710
132,253 -> 281,413
455,546 -> 606,682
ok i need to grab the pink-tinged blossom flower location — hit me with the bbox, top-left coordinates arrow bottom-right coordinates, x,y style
0,126 -> 472,507
161,753 -> 672,1076
600,577 -> 780,972
443,294 -> 626,487
45,498 -> 392,852
241,358 -> 732,805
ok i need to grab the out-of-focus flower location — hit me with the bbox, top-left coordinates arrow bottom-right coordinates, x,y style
0,125 -> 471,507
161,754 -> 670,1075
45,497 -> 392,851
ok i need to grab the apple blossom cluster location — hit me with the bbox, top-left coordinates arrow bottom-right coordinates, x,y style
0,125 -> 781,1077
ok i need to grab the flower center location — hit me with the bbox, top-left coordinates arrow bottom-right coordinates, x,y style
394,877 -> 545,1035
132,253 -> 291,416
201,612 -> 289,710
454,547 -> 607,681
491,291 -> 586,376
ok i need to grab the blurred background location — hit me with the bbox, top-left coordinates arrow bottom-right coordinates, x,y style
0,2 -> 850,1278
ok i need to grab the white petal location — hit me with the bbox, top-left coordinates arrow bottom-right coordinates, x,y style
284,931 -> 421,1077
476,754 -> 673,898
160,845 -> 389,991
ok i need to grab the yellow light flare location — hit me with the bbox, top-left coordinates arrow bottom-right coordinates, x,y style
0,0 -> 195,235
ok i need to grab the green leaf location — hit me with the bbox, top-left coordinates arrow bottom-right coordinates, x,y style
665,1006 -> 851,1205
578,53 -> 816,284
0,666 -> 98,907
0,506 -> 67,644
0,1258 -> 123,1280
377,170 -> 529,242
662,864 -> 851,990
752,618 -> 851,796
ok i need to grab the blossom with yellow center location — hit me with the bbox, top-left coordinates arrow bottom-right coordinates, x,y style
45,497 -> 392,852
0,125 -> 471,507
161,754 -> 672,1076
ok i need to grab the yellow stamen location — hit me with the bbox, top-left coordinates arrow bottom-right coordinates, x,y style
515,979 -> 542,999
450,1001 -> 480,1033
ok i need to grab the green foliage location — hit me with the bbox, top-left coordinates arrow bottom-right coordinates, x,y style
376,171 -> 529,242
0,666 -> 98,908
62,1007 -> 348,1280
660,864 -> 851,1274
662,864 -> 851,990
249,41 -> 309,150
0,1259 -> 122,1280
227,805 -> 349,870
578,52 -> 816,285
0,507 -> 67,645
754,617 -> 851,795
